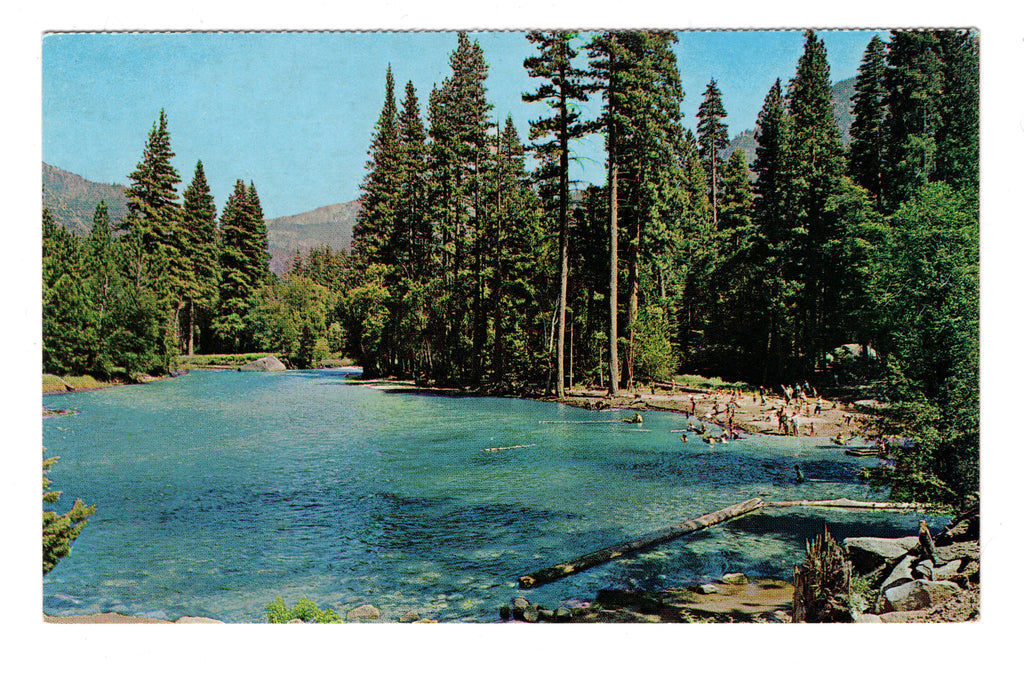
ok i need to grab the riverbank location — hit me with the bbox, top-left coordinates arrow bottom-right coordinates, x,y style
348,375 -> 875,441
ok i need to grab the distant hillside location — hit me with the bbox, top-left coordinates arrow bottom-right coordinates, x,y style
266,200 -> 360,274
42,162 -> 359,275
42,162 -> 129,234
724,76 -> 856,169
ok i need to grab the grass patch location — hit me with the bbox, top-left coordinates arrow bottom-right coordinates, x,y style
42,374 -> 70,392
177,353 -> 270,368
61,375 -> 109,390
672,374 -> 755,392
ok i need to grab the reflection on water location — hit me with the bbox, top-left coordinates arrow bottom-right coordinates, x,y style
42,369 -> 943,622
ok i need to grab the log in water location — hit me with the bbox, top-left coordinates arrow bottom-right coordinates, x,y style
518,497 -> 766,589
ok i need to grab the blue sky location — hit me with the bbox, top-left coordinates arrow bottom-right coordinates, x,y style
43,30 -> 882,219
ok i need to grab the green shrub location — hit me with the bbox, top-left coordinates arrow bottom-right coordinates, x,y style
265,596 -> 342,623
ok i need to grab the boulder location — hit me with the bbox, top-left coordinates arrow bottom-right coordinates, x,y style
883,579 -> 961,613
879,554 -> 916,595
695,584 -> 720,595
511,596 -> 531,620
933,541 -> 980,566
238,355 -> 287,372
721,572 -> 749,585
399,610 -> 421,623
346,604 -> 382,621
844,536 -> 919,574
554,606 -> 573,622
173,616 -> 224,624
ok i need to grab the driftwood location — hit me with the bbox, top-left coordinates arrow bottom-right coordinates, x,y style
769,497 -> 928,511
518,498 -> 765,589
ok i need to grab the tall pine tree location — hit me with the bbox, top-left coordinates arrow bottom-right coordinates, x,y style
696,78 -> 729,227
849,34 -> 888,210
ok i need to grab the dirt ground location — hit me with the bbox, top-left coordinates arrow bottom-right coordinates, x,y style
556,385 -> 871,440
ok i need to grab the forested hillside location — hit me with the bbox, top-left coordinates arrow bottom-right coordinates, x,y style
42,30 -> 978,506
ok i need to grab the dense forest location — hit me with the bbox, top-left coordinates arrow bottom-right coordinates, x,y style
42,30 -> 978,505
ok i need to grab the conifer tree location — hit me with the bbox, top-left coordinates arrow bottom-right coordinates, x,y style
354,66 -> 401,264
213,180 -> 269,351
934,30 -> 979,198
849,35 -> 888,210
881,31 -> 945,211
697,78 -> 730,227
43,456 -> 95,574
179,160 -> 220,354
124,109 -> 182,288
750,79 -> 795,383
523,30 -> 595,398
786,30 -> 846,372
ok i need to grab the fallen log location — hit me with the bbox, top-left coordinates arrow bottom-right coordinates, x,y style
769,497 -> 928,511
482,443 -> 536,452
518,497 -> 766,589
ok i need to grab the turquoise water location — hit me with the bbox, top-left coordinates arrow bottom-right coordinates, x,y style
42,369 -> 941,622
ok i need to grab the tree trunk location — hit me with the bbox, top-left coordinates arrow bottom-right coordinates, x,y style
608,98 -> 620,397
519,497 -> 765,589
187,299 -> 195,356
555,78 -> 570,400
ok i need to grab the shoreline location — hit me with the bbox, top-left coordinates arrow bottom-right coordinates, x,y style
347,375 -> 874,441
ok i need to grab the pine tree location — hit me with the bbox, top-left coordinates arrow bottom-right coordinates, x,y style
786,30 -> 847,373
697,78 -> 729,227
849,35 -> 888,210
523,30 -> 596,398
590,31 -> 683,389
934,30 -> 979,198
213,179 -> 269,351
354,66 -> 401,264
426,32 -> 494,384
85,201 -> 120,376
43,456 -> 96,574
881,31 -> 945,211
123,109 -> 182,369
179,160 -> 220,355
42,209 -> 95,375
124,109 -> 182,287
750,78 -> 796,383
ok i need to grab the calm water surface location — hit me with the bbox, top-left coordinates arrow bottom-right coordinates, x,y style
43,369 -> 942,622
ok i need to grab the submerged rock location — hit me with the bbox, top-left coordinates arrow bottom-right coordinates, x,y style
346,604 -> 382,621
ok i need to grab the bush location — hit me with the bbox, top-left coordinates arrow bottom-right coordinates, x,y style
266,596 -> 342,623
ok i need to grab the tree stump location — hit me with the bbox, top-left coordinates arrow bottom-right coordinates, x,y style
792,528 -> 854,622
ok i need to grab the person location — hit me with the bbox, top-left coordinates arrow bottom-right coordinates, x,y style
794,464 -> 805,483
814,397 -> 822,416
679,434 -> 688,443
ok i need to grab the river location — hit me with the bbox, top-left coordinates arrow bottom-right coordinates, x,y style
42,368 -> 941,622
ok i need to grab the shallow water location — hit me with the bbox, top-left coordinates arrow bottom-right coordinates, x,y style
42,369 -> 943,622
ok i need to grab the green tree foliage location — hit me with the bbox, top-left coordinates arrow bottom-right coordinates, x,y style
870,183 -> 979,505
43,456 -> 96,574
696,78 -> 729,227
523,30 -> 596,398
881,31 -> 945,211
849,35 -> 888,209
353,66 -> 401,264
213,179 -> 271,351
179,160 -> 220,354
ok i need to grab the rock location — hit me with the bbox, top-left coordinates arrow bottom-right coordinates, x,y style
511,597 -> 530,619
288,618 -> 305,624
853,613 -> 883,623
883,579 -> 962,613
498,605 -> 512,621
346,604 -> 382,621
399,610 -> 421,623
721,572 -> 748,585
537,608 -> 555,622
554,606 -> 573,622
521,604 -> 539,623
912,559 -> 934,580
844,536 -> 919,574
412,619 -> 438,623
933,541 -> 981,565
695,584 -> 720,595
931,560 -> 963,582
238,355 -> 288,372
173,616 -> 224,624
879,554 -> 916,595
